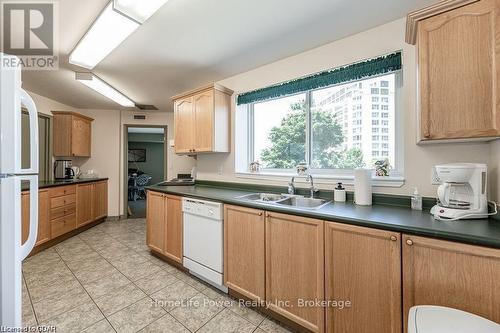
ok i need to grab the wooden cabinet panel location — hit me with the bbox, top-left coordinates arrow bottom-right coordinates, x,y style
402,235 -> 500,331
265,212 -> 324,333
36,190 -> 51,246
71,117 -> 91,157
50,204 -> 76,220
21,192 -> 30,245
193,90 -> 214,152
51,214 -> 76,238
76,184 -> 93,227
50,185 -> 76,198
224,205 -> 265,301
92,181 -> 108,220
50,194 -> 76,209
146,191 -> 165,253
418,0 -> 500,140
52,111 -> 93,157
164,195 -> 183,263
174,97 -> 194,154
325,222 -> 401,333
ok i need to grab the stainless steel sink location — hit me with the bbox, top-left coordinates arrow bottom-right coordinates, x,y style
237,193 -> 287,202
275,196 -> 331,210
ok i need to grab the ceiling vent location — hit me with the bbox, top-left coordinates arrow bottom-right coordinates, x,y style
133,114 -> 146,120
135,104 -> 158,110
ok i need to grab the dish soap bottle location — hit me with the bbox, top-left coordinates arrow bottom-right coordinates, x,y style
334,182 -> 346,202
411,187 -> 422,211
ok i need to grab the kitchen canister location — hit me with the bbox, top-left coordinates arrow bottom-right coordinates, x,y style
354,168 -> 372,206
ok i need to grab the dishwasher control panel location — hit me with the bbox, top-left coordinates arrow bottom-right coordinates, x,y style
182,198 -> 223,220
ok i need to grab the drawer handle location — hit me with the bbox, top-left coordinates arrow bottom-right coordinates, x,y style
390,235 -> 397,241
258,212 -> 263,216
406,239 -> 413,246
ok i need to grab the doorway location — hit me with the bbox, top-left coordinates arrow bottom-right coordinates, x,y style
125,126 -> 167,218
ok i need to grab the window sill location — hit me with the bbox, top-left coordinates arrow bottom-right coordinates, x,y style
235,171 -> 405,188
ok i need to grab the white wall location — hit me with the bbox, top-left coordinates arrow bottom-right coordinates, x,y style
196,18 -> 492,197
490,140 -> 500,203
28,91 -> 74,116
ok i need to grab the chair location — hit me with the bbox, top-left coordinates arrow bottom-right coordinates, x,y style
133,174 -> 152,201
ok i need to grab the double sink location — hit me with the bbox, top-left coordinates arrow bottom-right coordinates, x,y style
236,193 -> 331,210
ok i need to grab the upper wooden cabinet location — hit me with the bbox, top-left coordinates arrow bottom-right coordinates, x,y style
224,205 -> 266,302
172,83 -> 233,154
52,111 -> 93,157
407,0 -> 500,141
325,222 -> 401,333
402,234 -> 500,331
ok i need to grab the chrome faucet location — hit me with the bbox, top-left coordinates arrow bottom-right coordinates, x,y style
306,174 -> 316,198
287,177 -> 296,195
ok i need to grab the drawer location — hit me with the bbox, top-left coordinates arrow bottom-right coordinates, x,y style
51,214 -> 76,238
50,194 -> 76,209
50,203 -> 76,220
49,185 -> 76,198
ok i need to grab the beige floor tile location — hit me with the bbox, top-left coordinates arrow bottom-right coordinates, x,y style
94,283 -> 146,317
150,280 -> 199,312
22,298 -> 37,328
83,270 -> 131,299
174,272 -> 210,292
201,287 -> 234,306
134,270 -> 179,295
108,252 -> 149,268
64,252 -> 104,271
27,274 -> 80,303
170,293 -> 224,332
24,264 -> 73,286
41,301 -> 104,332
139,313 -> 189,333
259,318 -> 294,333
81,319 -> 116,333
107,297 -> 166,333
33,284 -> 91,321
117,260 -> 162,282
72,261 -> 120,284
197,308 -> 256,333
226,300 -> 266,326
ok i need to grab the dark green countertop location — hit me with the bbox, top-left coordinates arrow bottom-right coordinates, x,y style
22,178 -> 109,191
146,183 -> 500,249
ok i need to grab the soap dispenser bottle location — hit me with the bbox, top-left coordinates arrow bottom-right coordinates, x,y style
411,187 -> 422,211
334,182 -> 346,202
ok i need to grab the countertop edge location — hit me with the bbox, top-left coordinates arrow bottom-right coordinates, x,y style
22,178 -> 109,191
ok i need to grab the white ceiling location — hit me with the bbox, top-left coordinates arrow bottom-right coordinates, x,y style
21,0 -> 437,112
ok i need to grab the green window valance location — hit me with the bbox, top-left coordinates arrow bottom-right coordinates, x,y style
237,51 -> 402,105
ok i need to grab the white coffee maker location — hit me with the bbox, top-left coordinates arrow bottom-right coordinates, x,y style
430,163 -> 488,220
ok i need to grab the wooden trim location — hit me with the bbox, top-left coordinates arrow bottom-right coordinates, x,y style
171,83 -> 234,101
405,0 -> 480,44
51,111 -> 94,122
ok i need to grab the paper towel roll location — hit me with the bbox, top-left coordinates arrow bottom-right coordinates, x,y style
354,169 -> 372,206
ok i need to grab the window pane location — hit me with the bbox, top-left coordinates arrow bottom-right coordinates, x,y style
253,94 -> 307,168
310,73 -> 396,169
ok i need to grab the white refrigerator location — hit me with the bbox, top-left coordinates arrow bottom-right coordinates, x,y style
0,53 -> 40,328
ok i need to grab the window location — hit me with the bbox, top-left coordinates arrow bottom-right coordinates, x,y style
238,59 -> 401,177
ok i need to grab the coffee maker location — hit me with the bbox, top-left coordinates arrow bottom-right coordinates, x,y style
54,160 -> 74,180
430,163 -> 488,220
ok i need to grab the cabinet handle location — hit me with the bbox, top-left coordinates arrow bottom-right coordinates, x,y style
390,235 -> 397,241
406,239 -> 413,246
258,212 -> 263,216
265,213 -> 270,218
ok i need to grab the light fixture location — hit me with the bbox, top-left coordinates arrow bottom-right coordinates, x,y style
76,72 -> 135,107
113,0 -> 169,24
69,1 -> 168,69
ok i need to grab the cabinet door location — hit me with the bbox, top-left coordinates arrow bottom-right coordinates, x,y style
53,114 -> 72,157
224,205 -> 265,301
146,191 -> 165,253
418,0 -> 500,140
92,181 -> 108,220
21,190 -> 51,247
164,195 -> 183,263
76,183 -> 93,227
193,89 -> 214,152
71,117 -> 92,157
174,97 -> 194,153
266,212 -> 324,333
325,222 -> 401,333
403,235 -> 500,331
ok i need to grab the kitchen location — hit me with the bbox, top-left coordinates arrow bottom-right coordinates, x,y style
1,0 -> 500,332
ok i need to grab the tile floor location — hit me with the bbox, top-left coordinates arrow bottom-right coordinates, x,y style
22,218 -> 294,333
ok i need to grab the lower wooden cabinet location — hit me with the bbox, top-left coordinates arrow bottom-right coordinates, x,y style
266,212 -> 324,333
402,234 -> 500,331
325,222 -> 401,333
224,205 -> 265,301
21,190 -> 50,246
76,183 -> 94,227
92,180 -> 108,220
146,191 -> 183,263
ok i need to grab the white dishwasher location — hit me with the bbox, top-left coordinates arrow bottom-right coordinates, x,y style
182,198 -> 227,292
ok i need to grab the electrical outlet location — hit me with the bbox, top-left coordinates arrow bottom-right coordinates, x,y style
430,166 -> 440,185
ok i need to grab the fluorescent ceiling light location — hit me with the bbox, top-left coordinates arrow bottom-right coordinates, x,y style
69,2 -> 140,69
113,0 -> 168,24
76,72 -> 135,107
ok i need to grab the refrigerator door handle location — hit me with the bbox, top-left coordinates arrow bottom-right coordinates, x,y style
17,89 -> 39,175
19,175 -> 38,260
